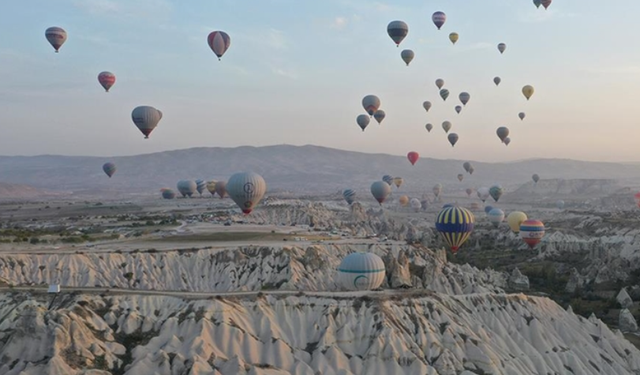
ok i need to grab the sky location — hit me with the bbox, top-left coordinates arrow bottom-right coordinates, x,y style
1,0 -> 639,162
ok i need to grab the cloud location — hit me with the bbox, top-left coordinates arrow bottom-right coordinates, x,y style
330,17 -> 348,30
272,67 -> 298,80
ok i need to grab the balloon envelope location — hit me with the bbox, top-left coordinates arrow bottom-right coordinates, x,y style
102,162 -> 116,178
484,205 -> 494,214
466,188 -> 474,197
436,79 -> 445,89
400,49 -> 415,66
448,133 -> 459,147
455,105 -> 462,114
410,198 -> 422,211
556,200 -> 565,210
98,71 -> 116,92
423,101 -> 432,112
541,0 -> 552,9
520,219 -> 545,248
519,112 -> 526,121
489,185 -> 504,202
131,106 -> 162,139
383,175 -> 394,186
488,208 -> 505,228
177,180 -> 197,197
425,123 -> 433,132
206,181 -> 217,196
493,77 -> 501,86
463,162 -> 471,173
399,195 -> 409,206
343,189 -> 356,205
496,127 -> 509,142
449,32 -> 459,44
457,174 -> 464,182
373,110 -> 386,124
387,20 -> 409,46
497,43 -> 506,54
477,187 -> 490,202
362,95 -> 381,116
338,253 -> 385,291
435,206 -> 475,253
442,121 -> 452,133
433,184 -> 442,198
507,211 -> 528,233
432,11 -> 447,30
227,172 -> 267,214
459,92 -> 470,106
195,179 -> 207,195
440,89 -> 450,101
504,137 -> 511,146
371,181 -> 392,204
532,174 -> 540,184
356,114 -> 370,131
215,180 -> 227,199
393,177 -> 404,188
207,31 -> 231,60
407,151 -> 419,166
162,189 -> 176,199
522,85 -> 535,100
45,27 -> 67,52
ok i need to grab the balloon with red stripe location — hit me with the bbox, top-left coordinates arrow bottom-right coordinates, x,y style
207,31 -> 231,61
520,219 -> 546,249
432,11 -> 447,30
98,71 -> 116,92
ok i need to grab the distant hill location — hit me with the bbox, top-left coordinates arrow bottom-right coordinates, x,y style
0,182 -> 65,200
0,145 -> 640,196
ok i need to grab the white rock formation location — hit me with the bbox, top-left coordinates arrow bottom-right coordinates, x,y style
507,267 -> 530,291
617,288 -> 634,309
619,309 -> 638,333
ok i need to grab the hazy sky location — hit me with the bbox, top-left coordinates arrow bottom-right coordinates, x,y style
1,0 -> 639,162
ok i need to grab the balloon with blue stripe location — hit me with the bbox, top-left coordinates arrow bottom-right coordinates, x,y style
343,189 -> 356,205
436,206 -> 475,253
337,252 -> 386,291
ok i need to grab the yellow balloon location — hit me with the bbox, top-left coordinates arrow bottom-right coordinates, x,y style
399,195 -> 409,206
522,85 -> 535,100
393,177 -> 404,188
507,211 -> 528,233
449,32 -> 459,45
206,180 -> 217,194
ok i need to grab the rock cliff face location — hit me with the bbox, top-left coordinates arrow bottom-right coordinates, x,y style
0,244 -> 506,295
1,292 -> 639,375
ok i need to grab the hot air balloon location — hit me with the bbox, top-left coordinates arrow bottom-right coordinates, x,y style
436,79 -> 445,89
433,184 -> 443,199
634,192 -> 640,208
466,188 -> 474,197
449,32 -> 459,45
132,106 -> 162,139
393,177 -> 404,188
493,77 -> 501,86
532,174 -> 540,185
459,92 -> 470,106
382,175 -> 394,186
468,165 -> 474,175
457,174 -> 464,182
102,162 -> 116,178
195,179 -> 207,196
432,11 -> 447,30
343,189 -> 356,205
448,133 -> 459,147
520,219 -> 545,248
496,127 -> 509,143
207,31 -> 231,60
443,203 -> 454,209
401,49 -> 414,66
338,253 -> 385,291
533,0 -> 542,8
373,110 -> 386,124
442,121 -> 452,133
477,187 -> 490,203
518,112 -> 526,121
455,105 -> 462,114
484,205 -> 494,215
440,89 -> 450,101
407,151 -> 419,166
399,195 -> 409,206
541,0 -> 552,9
487,208 -> 505,228
362,95 -> 381,116
463,162 -> 472,173
522,85 -> 535,100
162,189 -> 176,199
435,206 -> 475,253
357,114 -> 370,131
556,200 -> 565,210
410,198 -> 422,211
98,72 -> 116,92
215,180 -> 227,199
497,43 -> 506,54
206,181 -> 217,196
489,185 -> 503,202
45,27 -> 67,53
226,172 -> 267,214
387,20 -> 409,47
423,101 -> 432,112
504,137 -> 511,146
425,123 -> 433,132
371,181 -> 391,205
177,180 -> 197,197
507,211 -> 528,233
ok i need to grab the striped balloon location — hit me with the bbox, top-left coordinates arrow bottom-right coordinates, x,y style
440,89 -> 450,101
195,179 -> 207,196
207,31 -> 231,60
98,71 -> 116,92
520,219 -> 545,249
382,175 -> 394,186
432,11 -> 447,30
338,252 -> 386,291
436,206 -> 475,253
45,27 -> 67,53
387,20 -> 409,47
343,189 -> 356,205
487,208 -> 505,228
